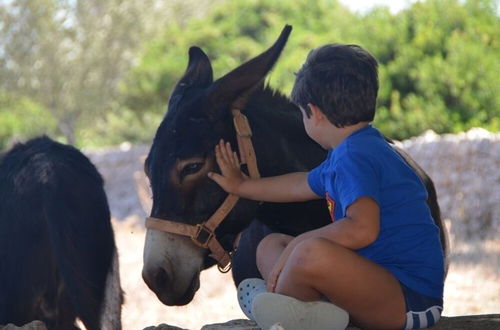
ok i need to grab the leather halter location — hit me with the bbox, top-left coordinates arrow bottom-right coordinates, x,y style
145,109 -> 260,272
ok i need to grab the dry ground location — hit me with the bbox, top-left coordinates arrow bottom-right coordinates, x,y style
114,218 -> 500,330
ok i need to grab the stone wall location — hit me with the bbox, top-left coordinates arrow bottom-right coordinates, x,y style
86,128 -> 500,243
395,128 -> 499,241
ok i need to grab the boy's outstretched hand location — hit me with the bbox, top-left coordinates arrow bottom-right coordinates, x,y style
208,140 -> 248,194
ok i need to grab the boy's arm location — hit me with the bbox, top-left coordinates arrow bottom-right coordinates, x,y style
208,140 -> 320,203
317,196 -> 380,249
286,196 -> 380,250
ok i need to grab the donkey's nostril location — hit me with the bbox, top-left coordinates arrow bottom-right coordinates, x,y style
155,267 -> 169,288
142,266 -> 170,292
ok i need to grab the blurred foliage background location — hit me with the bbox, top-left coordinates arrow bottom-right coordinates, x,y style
0,0 -> 498,149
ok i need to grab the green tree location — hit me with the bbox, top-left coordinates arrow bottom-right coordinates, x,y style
122,0 -> 499,141
0,0 -> 219,145
121,0 -> 358,117
0,93 -> 56,150
371,0 -> 499,138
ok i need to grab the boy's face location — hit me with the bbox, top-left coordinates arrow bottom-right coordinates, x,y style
299,105 -> 319,143
300,104 -> 336,150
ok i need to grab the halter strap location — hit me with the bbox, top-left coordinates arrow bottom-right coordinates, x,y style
145,108 -> 259,271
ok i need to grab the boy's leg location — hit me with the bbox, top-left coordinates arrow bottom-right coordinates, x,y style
255,233 -> 294,281
234,232 -> 293,320
231,220 -> 275,285
276,237 -> 406,330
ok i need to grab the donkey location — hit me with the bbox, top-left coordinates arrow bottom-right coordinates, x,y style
142,25 -> 447,306
0,136 -> 122,329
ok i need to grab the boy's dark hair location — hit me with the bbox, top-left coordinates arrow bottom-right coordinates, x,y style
291,43 -> 378,127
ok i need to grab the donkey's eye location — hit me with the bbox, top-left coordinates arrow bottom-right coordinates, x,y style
180,162 -> 204,179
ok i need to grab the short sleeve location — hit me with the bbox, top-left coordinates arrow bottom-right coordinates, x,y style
308,163 -> 326,197
334,151 -> 380,215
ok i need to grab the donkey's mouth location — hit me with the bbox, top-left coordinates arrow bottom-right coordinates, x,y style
157,270 -> 200,306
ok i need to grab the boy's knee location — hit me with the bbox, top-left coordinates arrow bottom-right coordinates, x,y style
257,233 -> 290,255
296,236 -> 333,254
288,237 -> 337,274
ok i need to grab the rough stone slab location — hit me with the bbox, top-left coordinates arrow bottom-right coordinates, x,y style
200,320 -> 360,330
0,321 -> 47,330
142,324 -> 188,330
430,314 -> 500,329
200,319 -> 258,329
201,319 -> 259,329
195,314 -> 500,329
5,315 -> 500,330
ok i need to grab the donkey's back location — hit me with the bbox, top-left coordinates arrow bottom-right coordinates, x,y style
0,136 -> 122,330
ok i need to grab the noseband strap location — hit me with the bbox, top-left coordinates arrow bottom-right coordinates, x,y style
145,109 -> 260,271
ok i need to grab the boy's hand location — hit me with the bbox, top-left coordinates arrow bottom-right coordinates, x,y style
208,140 -> 248,194
267,254 -> 287,292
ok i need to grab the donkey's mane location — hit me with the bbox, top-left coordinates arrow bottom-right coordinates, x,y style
246,85 -> 302,127
241,84 -> 326,176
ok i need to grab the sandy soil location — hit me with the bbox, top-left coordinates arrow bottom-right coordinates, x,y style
114,218 -> 500,330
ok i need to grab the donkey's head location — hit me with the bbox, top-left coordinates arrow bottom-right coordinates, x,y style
142,25 -> 292,306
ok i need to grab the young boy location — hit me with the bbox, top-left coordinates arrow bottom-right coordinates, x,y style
208,44 -> 445,330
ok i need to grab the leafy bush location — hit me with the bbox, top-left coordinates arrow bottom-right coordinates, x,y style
0,93 -> 57,151
77,105 -> 163,147
121,0 -> 499,141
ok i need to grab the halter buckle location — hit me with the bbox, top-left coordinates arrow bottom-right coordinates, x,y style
217,259 -> 232,273
191,224 -> 214,249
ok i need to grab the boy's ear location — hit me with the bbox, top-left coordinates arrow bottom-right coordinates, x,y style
308,103 -> 327,124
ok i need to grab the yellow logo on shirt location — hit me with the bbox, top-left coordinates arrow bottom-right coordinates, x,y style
326,192 -> 335,222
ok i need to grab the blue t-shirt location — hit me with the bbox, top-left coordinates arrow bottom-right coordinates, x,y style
308,125 -> 444,299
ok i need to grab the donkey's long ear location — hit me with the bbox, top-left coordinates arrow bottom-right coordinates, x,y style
174,46 -> 213,90
207,25 -> 292,110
